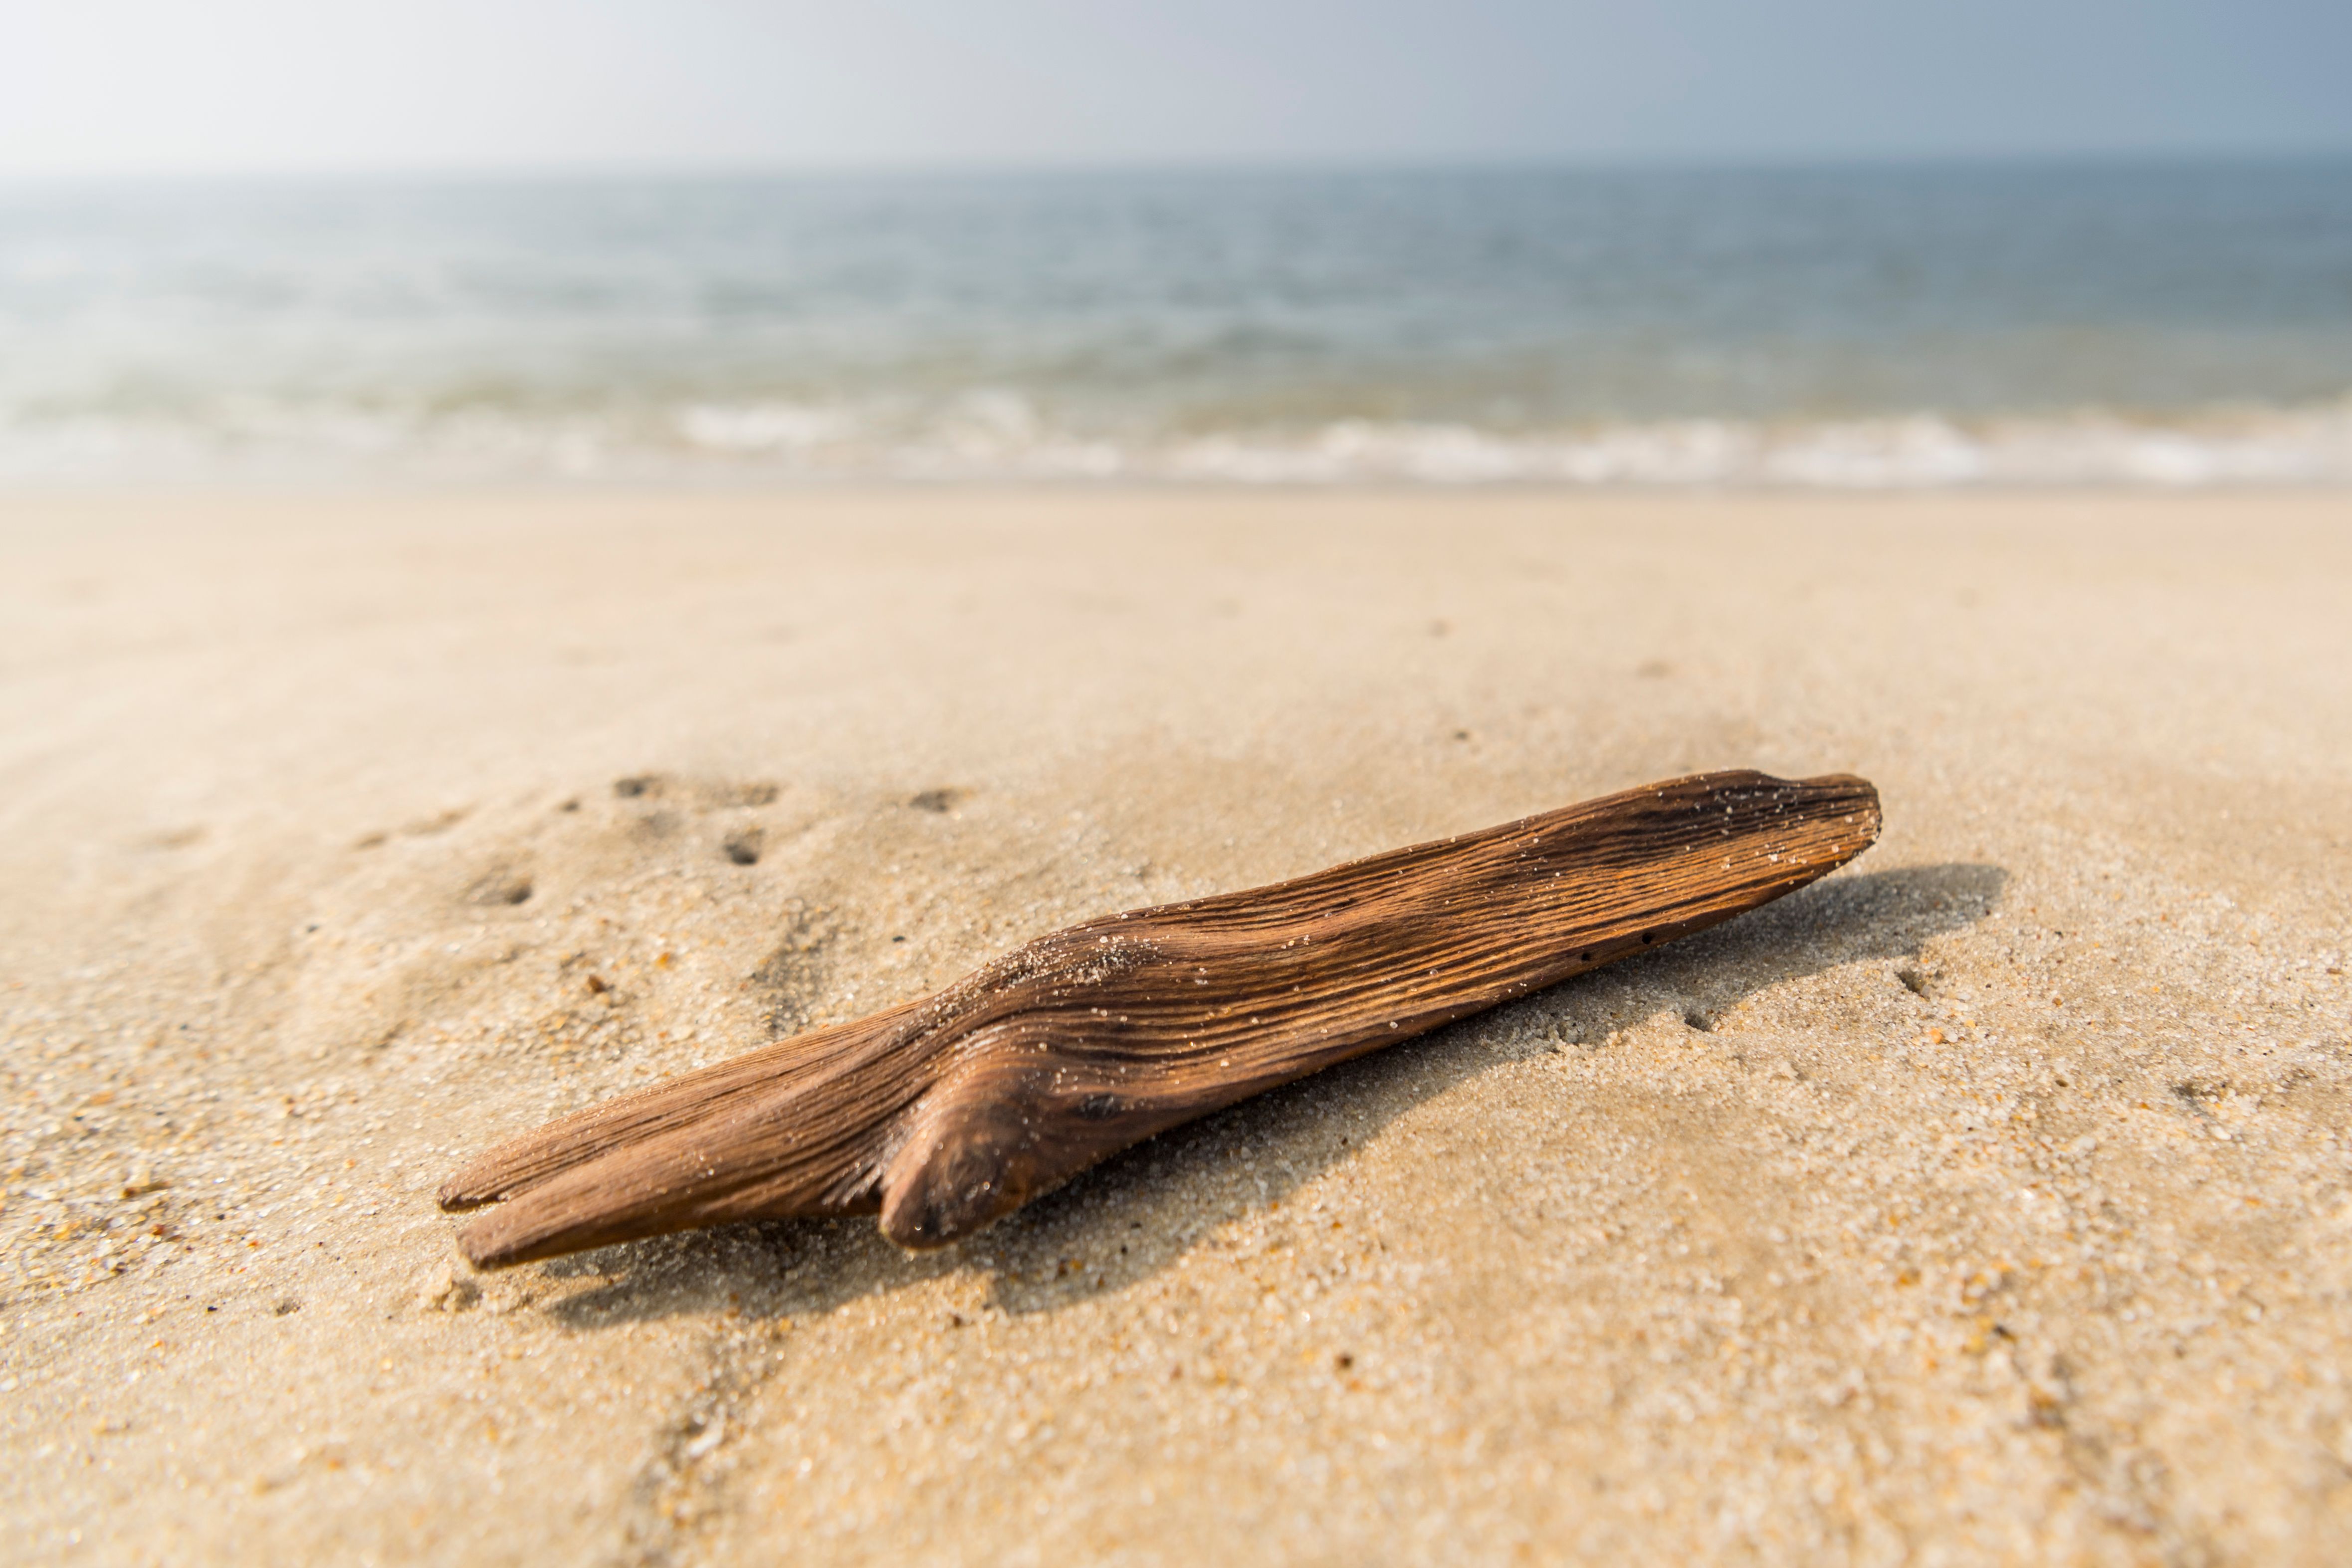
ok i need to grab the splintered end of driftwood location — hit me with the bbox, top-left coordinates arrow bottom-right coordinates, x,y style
442,769 -> 1881,1267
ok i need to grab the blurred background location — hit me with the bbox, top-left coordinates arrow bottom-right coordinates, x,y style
3,0 -> 2349,488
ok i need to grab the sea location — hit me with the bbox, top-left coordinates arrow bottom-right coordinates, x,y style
3,160 -> 2350,487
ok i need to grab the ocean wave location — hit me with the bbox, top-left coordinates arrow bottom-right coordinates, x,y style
2,396 -> 2349,488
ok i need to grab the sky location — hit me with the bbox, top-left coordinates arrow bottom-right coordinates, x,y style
3,0 -> 2350,178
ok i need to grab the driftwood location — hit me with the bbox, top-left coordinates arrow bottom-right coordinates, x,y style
441,769 -> 1880,1267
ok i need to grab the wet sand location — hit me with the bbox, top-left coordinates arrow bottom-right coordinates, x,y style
2,487 -> 2349,1564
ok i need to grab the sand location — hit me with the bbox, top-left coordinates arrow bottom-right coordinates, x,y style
2,487 -> 2349,1566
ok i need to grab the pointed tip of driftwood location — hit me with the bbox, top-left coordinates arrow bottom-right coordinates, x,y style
436,1176 -> 496,1213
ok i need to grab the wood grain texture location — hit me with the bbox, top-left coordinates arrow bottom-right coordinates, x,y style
440,769 -> 1880,1266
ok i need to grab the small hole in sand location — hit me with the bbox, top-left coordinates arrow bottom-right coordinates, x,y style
464,869 -> 533,906
909,788 -> 962,814
723,828 -> 764,866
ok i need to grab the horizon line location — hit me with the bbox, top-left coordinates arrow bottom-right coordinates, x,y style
3,143 -> 2351,186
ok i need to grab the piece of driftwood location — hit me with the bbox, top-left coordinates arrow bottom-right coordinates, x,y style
441,769 -> 1880,1267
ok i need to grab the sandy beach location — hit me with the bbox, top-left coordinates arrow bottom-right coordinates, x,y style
2,486 -> 2349,1565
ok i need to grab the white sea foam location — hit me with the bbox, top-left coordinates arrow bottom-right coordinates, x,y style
5,397 -> 2349,488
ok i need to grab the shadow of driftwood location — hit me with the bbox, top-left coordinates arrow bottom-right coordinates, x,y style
540,861 -> 2003,1334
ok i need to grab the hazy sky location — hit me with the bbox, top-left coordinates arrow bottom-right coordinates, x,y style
5,0 -> 2349,176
